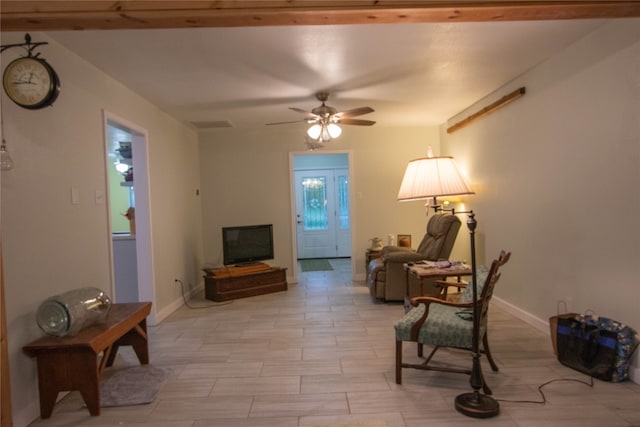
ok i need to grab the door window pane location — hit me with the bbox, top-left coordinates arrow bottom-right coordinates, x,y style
338,175 -> 350,229
302,177 -> 328,230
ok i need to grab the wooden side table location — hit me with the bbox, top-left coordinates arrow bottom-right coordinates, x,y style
23,302 -> 152,418
365,249 -> 382,270
403,263 -> 472,311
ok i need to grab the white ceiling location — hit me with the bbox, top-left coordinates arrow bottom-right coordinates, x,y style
47,19 -> 606,131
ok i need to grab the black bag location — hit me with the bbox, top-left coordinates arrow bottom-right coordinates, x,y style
556,316 -> 618,381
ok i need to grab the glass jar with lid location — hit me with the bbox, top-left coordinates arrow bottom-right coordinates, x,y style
36,287 -> 111,337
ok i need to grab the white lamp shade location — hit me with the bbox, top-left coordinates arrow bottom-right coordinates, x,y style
307,124 -> 322,139
397,156 -> 474,201
327,123 -> 342,138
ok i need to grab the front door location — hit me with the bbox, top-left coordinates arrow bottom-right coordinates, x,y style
295,168 -> 351,259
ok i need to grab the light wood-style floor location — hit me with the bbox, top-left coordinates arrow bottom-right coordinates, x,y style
30,259 -> 640,426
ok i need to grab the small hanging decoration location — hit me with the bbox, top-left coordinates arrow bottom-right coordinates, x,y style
0,138 -> 14,171
0,98 -> 14,171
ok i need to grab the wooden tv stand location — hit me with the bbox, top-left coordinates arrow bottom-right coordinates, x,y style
204,263 -> 287,301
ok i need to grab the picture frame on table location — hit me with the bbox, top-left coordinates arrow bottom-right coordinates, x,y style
397,234 -> 411,248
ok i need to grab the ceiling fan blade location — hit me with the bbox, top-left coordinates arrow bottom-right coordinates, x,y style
338,118 -> 376,126
289,107 -> 320,120
265,119 -> 307,126
334,106 -> 374,118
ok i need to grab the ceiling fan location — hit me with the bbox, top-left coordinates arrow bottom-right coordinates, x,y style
266,92 -> 375,142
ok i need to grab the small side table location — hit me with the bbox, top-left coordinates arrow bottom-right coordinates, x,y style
403,263 -> 472,311
23,302 -> 152,418
365,249 -> 382,270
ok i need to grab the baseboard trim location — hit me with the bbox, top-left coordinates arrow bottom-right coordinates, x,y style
155,284 -> 202,324
353,272 -> 366,282
492,296 -> 549,334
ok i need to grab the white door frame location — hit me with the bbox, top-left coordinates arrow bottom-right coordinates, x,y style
288,150 -> 356,282
102,110 -> 157,324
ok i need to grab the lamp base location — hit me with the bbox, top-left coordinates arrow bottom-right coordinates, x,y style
454,392 -> 500,418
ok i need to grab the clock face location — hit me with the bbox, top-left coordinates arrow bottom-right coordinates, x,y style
2,57 -> 60,110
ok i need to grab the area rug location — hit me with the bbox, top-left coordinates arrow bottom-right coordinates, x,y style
300,258 -> 334,272
99,365 -> 171,407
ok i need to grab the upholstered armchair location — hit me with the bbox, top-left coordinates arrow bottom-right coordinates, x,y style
394,250 -> 511,392
366,213 -> 461,301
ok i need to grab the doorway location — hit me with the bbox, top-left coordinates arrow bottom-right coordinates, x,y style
291,152 -> 353,261
103,111 -> 156,323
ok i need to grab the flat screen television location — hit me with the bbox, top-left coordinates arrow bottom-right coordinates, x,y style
222,224 -> 274,266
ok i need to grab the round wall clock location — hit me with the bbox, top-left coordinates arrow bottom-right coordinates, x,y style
2,56 -> 60,110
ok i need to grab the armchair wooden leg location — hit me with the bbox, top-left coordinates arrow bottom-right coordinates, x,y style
481,370 -> 493,395
417,343 -> 423,358
483,332 -> 499,372
395,340 -> 403,384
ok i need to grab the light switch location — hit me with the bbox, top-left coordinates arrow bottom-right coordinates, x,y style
71,187 -> 80,205
95,190 -> 105,204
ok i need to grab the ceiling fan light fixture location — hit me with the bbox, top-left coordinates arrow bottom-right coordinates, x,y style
327,123 -> 342,138
115,161 -> 130,173
320,125 -> 331,142
307,124 -> 322,139
308,122 -> 342,143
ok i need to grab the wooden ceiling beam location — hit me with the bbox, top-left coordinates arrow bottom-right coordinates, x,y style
1,1 -> 640,32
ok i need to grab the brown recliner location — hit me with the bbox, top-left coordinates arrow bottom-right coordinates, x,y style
367,213 -> 461,301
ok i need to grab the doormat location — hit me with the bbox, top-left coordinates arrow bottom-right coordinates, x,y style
300,258 -> 334,272
99,365 -> 171,407
310,421 -> 388,427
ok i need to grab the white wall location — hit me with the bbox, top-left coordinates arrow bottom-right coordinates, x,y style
443,20 -> 640,380
198,125 -> 441,279
0,32 -> 203,426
